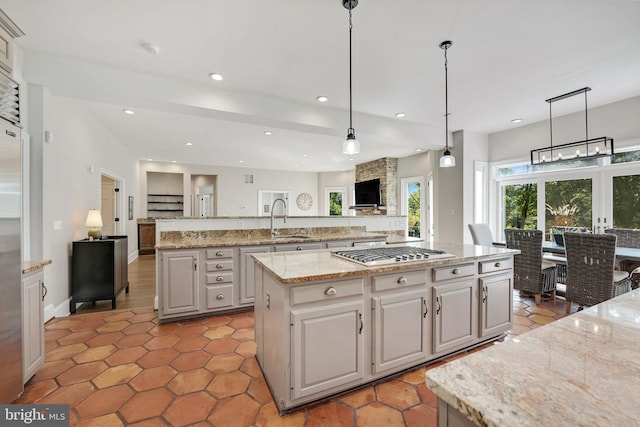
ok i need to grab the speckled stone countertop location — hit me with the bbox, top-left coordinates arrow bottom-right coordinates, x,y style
155,226 -> 414,250
22,259 -> 52,274
426,288 -> 640,427
252,242 -> 517,284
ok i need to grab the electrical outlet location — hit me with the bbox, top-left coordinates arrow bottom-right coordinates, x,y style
53,220 -> 62,231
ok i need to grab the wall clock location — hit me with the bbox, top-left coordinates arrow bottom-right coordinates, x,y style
296,192 -> 313,211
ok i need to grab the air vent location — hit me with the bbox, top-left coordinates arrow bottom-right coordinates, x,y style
0,72 -> 19,124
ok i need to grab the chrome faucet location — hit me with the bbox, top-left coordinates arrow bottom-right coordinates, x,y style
270,198 -> 287,236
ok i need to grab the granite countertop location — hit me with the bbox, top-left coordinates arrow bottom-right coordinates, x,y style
155,227 -> 413,250
22,259 -> 52,274
252,242 -> 518,284
426,289 -> 640,427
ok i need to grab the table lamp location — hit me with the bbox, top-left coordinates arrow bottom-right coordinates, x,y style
85,209 -> 103,240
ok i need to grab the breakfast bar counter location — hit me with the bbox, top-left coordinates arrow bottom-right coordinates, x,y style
426,288 -> 640,427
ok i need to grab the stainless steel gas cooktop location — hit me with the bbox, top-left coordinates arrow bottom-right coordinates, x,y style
331,246 -> 455,266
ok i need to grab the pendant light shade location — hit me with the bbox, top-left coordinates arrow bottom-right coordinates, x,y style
439,40 -> 455,168
342,0 -> 360,155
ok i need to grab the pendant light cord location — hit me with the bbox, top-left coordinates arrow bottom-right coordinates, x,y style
348,8 -> 353,133
444,45 -> 449,150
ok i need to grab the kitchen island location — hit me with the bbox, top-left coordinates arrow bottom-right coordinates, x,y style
252,242 -> 518,413
426,288 -> 640,426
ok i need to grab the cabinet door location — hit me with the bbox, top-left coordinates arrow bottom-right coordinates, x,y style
138,223 -> 156,254
291,301 -> 365,399
372,289 -> 429,374
433,279 -> 477,354
480,273 -> 513,338
239,246 -> 271,305
160,250 -> 199,315
22,270 -> 45,383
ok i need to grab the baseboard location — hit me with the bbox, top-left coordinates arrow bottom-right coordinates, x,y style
46,298 -> 71,320
154,295 -> 158,310
128,250 -> 138,264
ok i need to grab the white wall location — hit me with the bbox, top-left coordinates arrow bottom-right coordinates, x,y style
29,89 -> 139,320
139,161 -> 319,217
435,133 -> 464,243
461,131 -> 489,243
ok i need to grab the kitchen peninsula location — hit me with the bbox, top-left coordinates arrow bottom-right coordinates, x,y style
426,288 -> 640,426
154,216 -> 410,322
251,242 -> 518,413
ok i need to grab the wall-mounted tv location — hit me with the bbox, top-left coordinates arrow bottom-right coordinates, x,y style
354,178 -> 381,206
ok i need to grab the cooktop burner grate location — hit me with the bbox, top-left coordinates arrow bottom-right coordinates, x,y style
331,246 -> 454,266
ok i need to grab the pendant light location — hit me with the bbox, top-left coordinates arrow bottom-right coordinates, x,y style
439,40 -> 455,168
342,0 -> 360,155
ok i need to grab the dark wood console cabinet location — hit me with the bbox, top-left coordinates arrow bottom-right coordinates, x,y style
70,236 -> 129,313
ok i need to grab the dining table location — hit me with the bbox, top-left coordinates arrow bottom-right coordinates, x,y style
542,240 -> 640,261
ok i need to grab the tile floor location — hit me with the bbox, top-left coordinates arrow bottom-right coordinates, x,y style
15,291 -> 572,426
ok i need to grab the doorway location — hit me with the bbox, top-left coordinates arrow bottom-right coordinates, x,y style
401,176 -> 425,238
101,173 -> 123,236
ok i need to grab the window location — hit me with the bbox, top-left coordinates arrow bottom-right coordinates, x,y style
401,177 -> 424,238
502,183 -> 537,230
545,178 -> 592,238
325,187 -> 346,216
612,174 -> 640,228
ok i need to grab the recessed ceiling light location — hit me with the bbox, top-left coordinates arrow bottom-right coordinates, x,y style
147,158 -> 153,161
123,109 -> 135,115
395,112 -> 406,118
348,158 -> 354,162
294,164 -> 299,168
316,96 -> 328,102
302,154 -> 309,158
415,148 -> 423,152
185,142 -> 193,146
238,160 -> 244,164
511,118 -> 523,123
264,131 -> 272,136
209,73 -> 223,81
171,160 -> 177,163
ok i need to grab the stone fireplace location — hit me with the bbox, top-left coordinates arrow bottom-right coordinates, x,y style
354,157 -> 398,216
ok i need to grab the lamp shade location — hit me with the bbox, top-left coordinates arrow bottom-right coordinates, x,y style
85,209 -> 103,227
439,150 -> 456,168
342,135 -> 360,155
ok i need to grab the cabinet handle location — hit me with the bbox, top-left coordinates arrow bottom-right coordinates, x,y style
216,251 -> 224,257
452,268 -> 460,275
325,287 -> 337,296
296,246 -> 303,251
216,276 -> 224,282
436,296 -> 441,315
483,286 -> 488,303
216,263 -> 224,269
41,283 -> 48,301
423,299 -> 428,318
359,312 -> 363,334
397,276 -> 407,285
6,129 -> 16,138
494,262 -> 502,268
194,259 -> 197,271
216,294 -> 224,300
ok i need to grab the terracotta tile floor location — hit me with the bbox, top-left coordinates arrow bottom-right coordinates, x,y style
16,292 -> 571,426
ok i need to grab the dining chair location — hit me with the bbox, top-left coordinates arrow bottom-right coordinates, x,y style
504,229 -> 557,304
564,232 -> 632,313
468,224 -> 506,247
604,228 -> 640,285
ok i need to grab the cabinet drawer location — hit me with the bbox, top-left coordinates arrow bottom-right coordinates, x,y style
372,269 -> 426,292
432,263 -> 475,282
206,271 -> 234,284
206,284 -> 234,309
291,278 -> 364,306
206,259 -> 234,272
206,248 -> 234,259
275,242 -> 324,252
479,257 -> 513,274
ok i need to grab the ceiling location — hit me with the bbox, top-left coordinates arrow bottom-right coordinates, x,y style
2,0 -> 640,172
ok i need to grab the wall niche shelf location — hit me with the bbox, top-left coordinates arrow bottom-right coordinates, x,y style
147,194 -> 184,217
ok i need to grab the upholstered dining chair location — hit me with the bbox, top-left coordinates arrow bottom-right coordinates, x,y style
504,229 -> 557,304
564,232 -> 632,313
468,224 -> 506,247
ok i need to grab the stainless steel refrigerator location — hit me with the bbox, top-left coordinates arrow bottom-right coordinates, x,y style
0,117 -> 22,403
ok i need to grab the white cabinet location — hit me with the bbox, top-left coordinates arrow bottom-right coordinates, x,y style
274,242 -> 324,252
239,246 -> 271,304
479,261 -> 513,338
432,264 -> 477,355
159,250 -> 200,318
22,268 -> 45,383
204,248 -> 235,310
371,288 -> 429,374
291,300 -> 365,399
